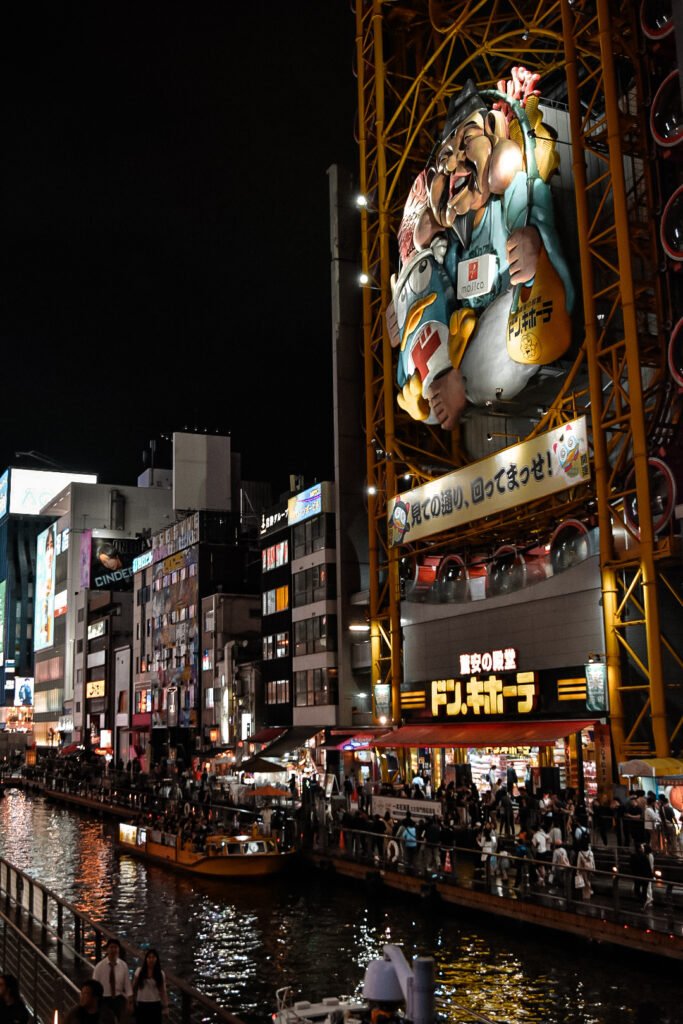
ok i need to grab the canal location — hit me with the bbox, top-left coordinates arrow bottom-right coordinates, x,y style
0,791 -> 677,1023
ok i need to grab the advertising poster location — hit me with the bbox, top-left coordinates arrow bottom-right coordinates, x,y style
0,579 -> 5,666
79,530 -> 92,588
90,537 -> 138,591
388,417 -> 590,546
34,524 -> 56,652
0,471 -> 8,521
14,678 -> 33,708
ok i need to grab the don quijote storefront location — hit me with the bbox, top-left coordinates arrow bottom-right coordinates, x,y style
374,646 -> 610,801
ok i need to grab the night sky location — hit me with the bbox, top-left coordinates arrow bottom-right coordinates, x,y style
1,4 -> 358,491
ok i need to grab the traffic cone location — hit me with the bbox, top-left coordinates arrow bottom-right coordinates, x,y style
444,851 -> 452,874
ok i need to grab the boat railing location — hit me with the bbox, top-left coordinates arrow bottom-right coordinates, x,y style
0,854 -> 246,1024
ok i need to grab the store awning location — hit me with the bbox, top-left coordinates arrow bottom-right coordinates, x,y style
259,726 -> 322,759
248,727 -> 287,745
618,757 -> 683,778
239,756 -> 287,774
373,720 -> 597,748
323,730 -> 391,751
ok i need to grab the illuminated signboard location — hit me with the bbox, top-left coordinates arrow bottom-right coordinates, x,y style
86,680 -> 105,699
388,418 -> 590,546
459,649 -> 517,675
8,469 -> 97,516
14,678 -> 33,708
0,579 -> 5,665
432,671 -> 538,718
90,537 -> 138,591
87,620 -> 106,641
0,471 -> 8,521
133,550 -> 154,574
54,590 -> 67,618
585,661 -> 608,713
288,483 -> 322,526
34,524 -> 56,652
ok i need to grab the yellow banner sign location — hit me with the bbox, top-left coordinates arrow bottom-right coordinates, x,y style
388,417 -> 590,546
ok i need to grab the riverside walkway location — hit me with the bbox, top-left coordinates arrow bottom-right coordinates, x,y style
13,767 -> 683,960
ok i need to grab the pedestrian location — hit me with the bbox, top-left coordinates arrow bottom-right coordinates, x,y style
631,842 -> 654,909
658,795 -> 677,853
550,841 -> 570,892
65,981 -> 117,1024
476,825 -> 497,887
575,841 -> 595,900
531,823 -> 550,886
0,975 -> 29,1024
92,938 -> 133,1021
644,794 -> 661,852
399,812 -> 418,872
133,949 -> 169,1024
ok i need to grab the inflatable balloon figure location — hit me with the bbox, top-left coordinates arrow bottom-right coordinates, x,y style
386,67 -> 575,429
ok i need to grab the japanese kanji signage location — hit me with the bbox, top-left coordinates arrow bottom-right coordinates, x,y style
388,417 -> 590,546
432,671 -> 538,719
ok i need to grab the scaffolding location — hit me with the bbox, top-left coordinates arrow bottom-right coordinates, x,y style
355,0 -> 683,763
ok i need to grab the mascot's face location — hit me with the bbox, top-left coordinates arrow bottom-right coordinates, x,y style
430,112 -> 494,226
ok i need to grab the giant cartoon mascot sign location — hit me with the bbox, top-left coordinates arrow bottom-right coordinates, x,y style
386,67 -> 575,429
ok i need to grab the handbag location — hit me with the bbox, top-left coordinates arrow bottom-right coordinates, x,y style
574,872 -> 585,888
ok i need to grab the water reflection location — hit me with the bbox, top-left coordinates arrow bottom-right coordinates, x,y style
0,793 -> 677,1022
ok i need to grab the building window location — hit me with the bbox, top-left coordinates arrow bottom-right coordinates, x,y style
265,679 -> 291,704
292,514 -> 334,559
293,615 -> 337,656
262,632 -> 289,660
294,668 -> 338,707
262,539 -> 289,572
293,564 -> 336,607
262,585 -> 289,616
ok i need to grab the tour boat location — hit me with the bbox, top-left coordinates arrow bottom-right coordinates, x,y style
116,822 -> 294,877
273,989 -> 367,1024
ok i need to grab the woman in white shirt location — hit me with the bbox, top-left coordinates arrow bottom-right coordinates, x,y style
133,949 -> 168,1024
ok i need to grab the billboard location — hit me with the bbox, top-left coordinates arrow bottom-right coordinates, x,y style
388,417 -> 590,546
79,529 -> 93,588
288,482 -> 334,526
8,469 -> 97,516
14,678 -> 33,708
0,471 -> 8,521
172,432 -> 231,513
34,524 -> 56,651
0,579 -> 5,666
386,70 -> 574,431
90,537 -> 139,591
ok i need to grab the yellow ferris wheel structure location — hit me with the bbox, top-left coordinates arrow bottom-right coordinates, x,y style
355,0 -> 683,765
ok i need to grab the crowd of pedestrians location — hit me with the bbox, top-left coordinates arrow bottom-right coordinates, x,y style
0,937 -> 169,1024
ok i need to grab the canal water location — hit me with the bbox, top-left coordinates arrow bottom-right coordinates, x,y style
0,791 -> 678,1024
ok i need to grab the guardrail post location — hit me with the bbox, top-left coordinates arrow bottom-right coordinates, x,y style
665,882 -> 675,932
181,990 -> 192,1024
611,868 -> 620,915
57,903 -> 63,940
28,879 -> 34,920
74,915 -> 82,955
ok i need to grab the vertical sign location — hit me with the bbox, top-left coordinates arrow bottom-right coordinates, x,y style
34,524 -> 56,652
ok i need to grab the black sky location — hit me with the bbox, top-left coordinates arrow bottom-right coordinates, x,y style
1,4 -> 358,491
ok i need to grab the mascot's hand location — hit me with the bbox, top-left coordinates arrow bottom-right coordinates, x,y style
507,226 -> 541,286
430,234 -> 448,265
448,307 -> 478,369
397,372 -> 430,421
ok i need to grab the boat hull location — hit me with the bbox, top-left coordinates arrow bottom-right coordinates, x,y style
116,826 -> 294,878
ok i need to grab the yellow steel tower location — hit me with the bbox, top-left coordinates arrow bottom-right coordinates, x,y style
355,0 -> 682,763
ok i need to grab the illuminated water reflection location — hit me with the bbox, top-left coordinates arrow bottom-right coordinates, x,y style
0,792 -> 676,1022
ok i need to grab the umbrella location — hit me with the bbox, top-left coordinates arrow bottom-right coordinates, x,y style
239,756 -> 287,774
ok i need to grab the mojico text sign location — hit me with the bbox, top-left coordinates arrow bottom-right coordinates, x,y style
388,416 -> 590,546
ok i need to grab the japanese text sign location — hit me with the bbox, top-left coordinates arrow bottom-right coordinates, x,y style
432,671 -> 538,719
388,417 -> 590,546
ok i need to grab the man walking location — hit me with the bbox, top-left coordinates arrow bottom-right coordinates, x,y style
65,981 -> 117,1024
92,939 -> 132,1021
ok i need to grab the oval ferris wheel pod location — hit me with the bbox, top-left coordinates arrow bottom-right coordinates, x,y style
650,70 -> 683,148
660,185 -> 683,260
640,0 -> 674,40
549,519 -> 590,574
623,457 -> 677,537
668,317 -> 683,387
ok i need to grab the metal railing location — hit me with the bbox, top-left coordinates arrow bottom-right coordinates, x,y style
0,856 -> 245,1024
325,826 -> 683,936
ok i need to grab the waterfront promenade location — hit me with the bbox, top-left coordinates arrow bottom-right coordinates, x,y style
10,767 -> 683,961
